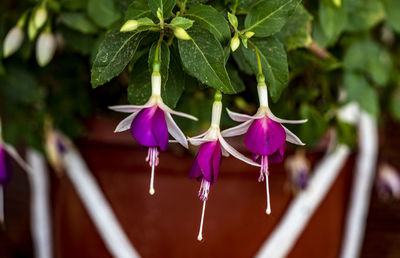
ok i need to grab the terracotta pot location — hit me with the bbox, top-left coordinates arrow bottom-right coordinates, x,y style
53,118 -> 355,258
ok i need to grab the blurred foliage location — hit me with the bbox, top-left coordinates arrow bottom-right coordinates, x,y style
1,0 -> 400,153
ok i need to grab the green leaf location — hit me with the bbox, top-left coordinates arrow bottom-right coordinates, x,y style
297,104 -> 328,146
148,41 -> 170,86
245,0 -> 301,37
128,55 -> 151,105
91,30 -> 143,88
240,37 -> 288,102
148,0 -> 175,18
383,0 -> 400,33
61,0 -> 88,11
170,17 -> 194,30
162,47 -> 185,108
125,0 -> 154,20
61,12 -> 98,34
178,26 -> 234,94
318,1 -> 347,44
227,63 -> 246,93
232,49 -> 254,75
344,0 -> 385,32
277,4 -> 313,50
343,39 -> 392,85
185,4 -> 231,43
344,72 -> 379,117
87,0 -> 121,28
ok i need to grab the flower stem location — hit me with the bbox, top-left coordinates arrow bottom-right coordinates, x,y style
153,33 -> 164,73
248,40 -> 263,78
197,200 -> 207,241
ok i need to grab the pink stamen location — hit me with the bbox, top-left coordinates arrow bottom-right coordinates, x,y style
258,156 -> 271,214
197,179 -> 210,241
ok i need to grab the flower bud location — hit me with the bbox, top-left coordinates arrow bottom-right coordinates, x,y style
174,27 -> 191,40
230,34 -> 240,52
3,26 -> 24,58
120,20 -> 139,32
227,12 -> 238,29
34,5 -> 48,29
36,32 -> 56,67
332,0 -> 341,7
244,31 -> 255,39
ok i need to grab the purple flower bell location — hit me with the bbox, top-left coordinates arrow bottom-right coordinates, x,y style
110,73 -> 198,195
222,81 -> 307,214
0,142 -> 12,224
188,94 -> 259,241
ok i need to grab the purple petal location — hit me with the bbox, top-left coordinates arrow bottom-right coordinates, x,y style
268,144 -> 285,164
244,116 -> 286,156
130,106 -> 168,150
0,146 -> 12,185
189,141 -> 221,185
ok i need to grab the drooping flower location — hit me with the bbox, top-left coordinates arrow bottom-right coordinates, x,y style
285,149 -> 311,193
188,93 -> 260,241
222,78 -> 307,214
110,72 -> 197,195
376,163 -> 400,201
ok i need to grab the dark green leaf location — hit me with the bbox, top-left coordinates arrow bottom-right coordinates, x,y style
128,55 -> 151,105
162,47 -> 185,108
148,41 -> 170,86
186,4 -> 231,43
148,0 -> 175,18
297,104 -> 328,146
344,72 -> 379,117
61,0 -> 88,11
227,63 -> 245,93
277,4 -> 312,50
61,12 -> 99,34
240,37 -> 288,102
87,0 -> 121,28
344,0 -> 385,32
125,0 -> 154,20
318,1 -> 347,44
383,0 -> 400,33
245,0 -> 301,37
343,39 -> 392,85
178,26 -> 234,94
91,30 -> 143,88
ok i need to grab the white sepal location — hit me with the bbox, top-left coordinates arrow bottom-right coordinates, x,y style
218,133 -> 260,167
267,109 -> 307,124
283,126 -> 305,146
188,137 -> 214,146
226,108 -> 259,122
165,112 -> 188,148
109,103 -> 153,113
114,112 -> 139,132
158,101 -> 198,121
221,120 -> 252,137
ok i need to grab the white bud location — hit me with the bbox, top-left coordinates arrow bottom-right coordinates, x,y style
3,26 -> 24,58
174,27 -> 191,40
34,6 -> 48,29
36,32 -> 56,67
120,20 -> 139,32
230,34 -> 240,52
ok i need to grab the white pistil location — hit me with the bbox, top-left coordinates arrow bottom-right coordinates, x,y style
197,200 -> 206,241
149,148 -> 156,195
266,173 -> 271,215
257,83 -> 269,108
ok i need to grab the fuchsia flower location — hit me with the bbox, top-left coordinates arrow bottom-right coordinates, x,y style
377,163 -> 400,201
110,73 -> 197,195
285,150 -> 311,193
222,81 -> 307,214
188,94 -> 259,241
0,123 -> 12,224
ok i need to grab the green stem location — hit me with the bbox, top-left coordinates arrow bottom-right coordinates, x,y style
180,0 -> 188,15
232,0 -> 239,14
248,40 -> 263,78
153,33 -> 164,72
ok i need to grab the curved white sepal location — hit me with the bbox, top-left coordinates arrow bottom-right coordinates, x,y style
109,104 -> 152,113
188,137 -> 214,146
218,133 -> 260,167
283,126 -> 305,146
189,130 -> 209,139
226,108 -> 257,122
267,110 -> 308,124
221,146 -> 229,157
221,120 -> 252,138
114,112 -> 139,132
158,102 -> 198,121
165,112 -> 188,149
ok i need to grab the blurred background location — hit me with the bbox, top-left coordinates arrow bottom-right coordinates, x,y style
1,0 -> 400,257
